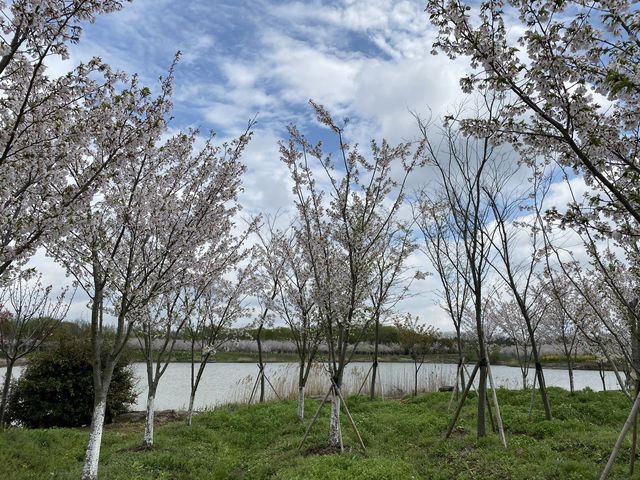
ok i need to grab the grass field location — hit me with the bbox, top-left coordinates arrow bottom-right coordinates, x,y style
1,387 -> 638,479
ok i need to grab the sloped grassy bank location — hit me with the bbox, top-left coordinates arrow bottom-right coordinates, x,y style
1,388 -> 638,479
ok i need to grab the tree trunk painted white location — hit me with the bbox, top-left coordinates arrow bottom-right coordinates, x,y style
81,396 -> 107,480
568,361 -> 575,395
328,390 -> 341,447
186,391 -> 196,426
143,393 -> 155,447
297,386 -> 304,422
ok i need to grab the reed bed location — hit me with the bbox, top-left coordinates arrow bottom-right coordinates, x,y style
231,362 -> 457,404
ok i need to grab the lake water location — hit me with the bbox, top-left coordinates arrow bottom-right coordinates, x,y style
0,361 -> 623,411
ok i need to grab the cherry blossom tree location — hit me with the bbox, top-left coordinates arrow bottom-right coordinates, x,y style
366,220 -> 419,400
485,164 -> 554,418
282,101 -> 424,449
139,212 -> 254,437
137,287 -> 188,447
252,220 -> 289,404
491,294 -> 534,390
50,116 -> 252,479
185,261 -> 253,425
414,189 -> 471,393
426,0 -> 640,237
539,272 -> 582,395
0,271 -> 70,427
416,100 -> 508,438
0,0 -> 171,278
275,227 -> 322,420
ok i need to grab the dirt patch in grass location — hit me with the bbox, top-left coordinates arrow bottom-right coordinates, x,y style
104,410 -> 188,432
303,445 -> 361,456
115,444 -> 153,454
451,426 -> 470,437
113,410 -> 188,424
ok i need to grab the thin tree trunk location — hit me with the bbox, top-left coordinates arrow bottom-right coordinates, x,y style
82,281 -> 118,480
187,352 -> 212,422
81,395 -> 107,480
296,359 -> 306,421
299,385 -> 332,450
0,360 -> 14,428
186,391 -> 196,426
598,362 -> 607,391
257,324 -> 265,403
297,385 -> 305,421
143,389 -> 156,447
477,360 -> 488,437
333,381 -> 366,453
457,334 -> 465,393
599,341 -> 631,401
370,317 -> 380,400
476,289 -> 488,438
328,387 -> 341,448
414,362 -> 419,396
568,358 -> 575,395
535,362 -> 553,420
448,362 -> 461,411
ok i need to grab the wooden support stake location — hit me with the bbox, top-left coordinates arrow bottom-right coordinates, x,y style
447,362 -> 461,411
445,361 -> 480,439
600,390 -> 640,480
333,381 -> 367,453
631,407 -> 637,475
338,393 -> 344,454
486,390 -> 496,433
528,371 -> 537,420
298,385 -> 333,450
248,367 -> 261,405
487,360 -> 507,448
357,363 -> 374,397
264,373 -> 282,401
462,362 -> 478,393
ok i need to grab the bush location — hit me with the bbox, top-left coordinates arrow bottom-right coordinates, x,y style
6,339 -> 136,428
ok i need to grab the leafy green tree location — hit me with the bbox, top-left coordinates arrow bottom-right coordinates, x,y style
6,339 -> 135,428
395,314 -> 438,396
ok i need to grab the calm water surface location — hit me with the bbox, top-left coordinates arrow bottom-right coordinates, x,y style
1,361 -> 623,411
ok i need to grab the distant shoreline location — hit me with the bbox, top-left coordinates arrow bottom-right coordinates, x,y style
0,352 -> 616,372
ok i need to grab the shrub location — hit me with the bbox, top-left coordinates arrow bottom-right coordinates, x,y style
6,339 -> 136,428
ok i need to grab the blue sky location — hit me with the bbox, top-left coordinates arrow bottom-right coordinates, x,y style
35,0 -> 589,330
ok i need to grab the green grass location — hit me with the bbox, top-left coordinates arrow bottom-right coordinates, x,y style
1,388 -> 639,479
